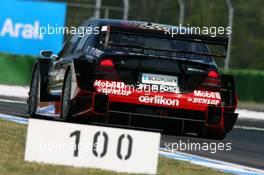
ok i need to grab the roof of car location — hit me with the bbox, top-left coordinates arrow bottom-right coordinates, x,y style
85,19 -> 228,45
85,18 -> 178,32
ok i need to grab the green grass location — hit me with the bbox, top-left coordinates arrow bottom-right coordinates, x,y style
221,69 -> 264,102
0,54 -> 35,86
222,69 -> 264,76
0,119 -> 230,175
238,100 -> 264,111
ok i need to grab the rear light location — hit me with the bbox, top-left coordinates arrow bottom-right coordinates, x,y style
100,59 -> 114,67
208,70 -> 219,78
198,70 -> 221,90
97,58 -> 119,81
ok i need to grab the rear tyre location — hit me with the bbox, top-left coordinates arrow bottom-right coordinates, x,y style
60,70 -> 72,121
28,66 -> 40,117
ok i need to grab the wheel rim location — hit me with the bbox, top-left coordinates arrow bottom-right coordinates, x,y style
29,69 -> 39,113
62,72 -> 71,118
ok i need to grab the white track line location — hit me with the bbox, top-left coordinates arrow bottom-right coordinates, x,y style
234,125 -> 264,132
0,85 -> 29,99
0,98 -> 26,104
236,109 -> 264,121
160,149 -> 264,175
0,113 -> 28,124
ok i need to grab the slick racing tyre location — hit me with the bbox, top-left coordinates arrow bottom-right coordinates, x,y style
61,70 -> 72,121
28,66 -> 40,117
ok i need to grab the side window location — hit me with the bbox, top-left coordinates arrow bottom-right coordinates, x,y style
83,24 -> 99,53
74,34 -> 90,53
83,33 -> 96,53
60,34 -> 80,57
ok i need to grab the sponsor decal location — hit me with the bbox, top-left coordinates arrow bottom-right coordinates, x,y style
189,98 -> 220,105
0,1 -> 66,55
88,47 -> 103,57
94,80 -> 180,95
194,90 -> 221,99
137,84 -> 180,94
139,95 -> 179,107
94,80 -> 125,89
94,80 -> 131,96
189,90 -> 221,105
97,88 -> 132,96
0,18 -> 43,40
141,73 -> 178,87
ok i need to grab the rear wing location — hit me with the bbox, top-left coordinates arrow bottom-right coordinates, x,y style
103,25 -> 228,59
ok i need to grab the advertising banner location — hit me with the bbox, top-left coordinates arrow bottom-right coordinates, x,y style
0,1 -> 66,55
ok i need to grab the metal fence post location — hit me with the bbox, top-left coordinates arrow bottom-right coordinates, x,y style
225,0 -> 234,70
178,0 -> 185,25
123,0 -> 129,20
95,0 -> 102,19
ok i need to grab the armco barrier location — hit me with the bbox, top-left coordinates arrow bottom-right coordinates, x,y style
224,70 -> 264,102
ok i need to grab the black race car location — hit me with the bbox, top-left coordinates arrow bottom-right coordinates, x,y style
27,19 -> 238,139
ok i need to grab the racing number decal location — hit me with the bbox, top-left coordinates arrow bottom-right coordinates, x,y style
70,130 -> 133,160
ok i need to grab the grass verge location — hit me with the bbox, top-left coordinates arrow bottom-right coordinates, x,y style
0,54 -> 35,86
0,119 -> 229,175
238,100 -> 264,112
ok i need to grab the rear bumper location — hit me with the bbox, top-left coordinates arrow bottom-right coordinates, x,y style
71,91 -> 237,133
35,88 -> 238,133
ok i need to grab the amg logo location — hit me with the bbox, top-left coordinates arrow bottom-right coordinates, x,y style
139,95 -> 179,107
194,90 -> 221,99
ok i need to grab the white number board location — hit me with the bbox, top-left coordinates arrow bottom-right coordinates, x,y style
25,119 -> 161,174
